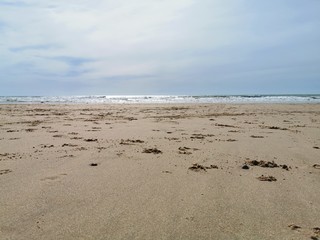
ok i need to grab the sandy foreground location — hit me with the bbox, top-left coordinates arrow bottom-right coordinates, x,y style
0,103 -> 320,240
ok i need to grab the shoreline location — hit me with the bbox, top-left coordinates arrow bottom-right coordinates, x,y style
1,94 -> 320,105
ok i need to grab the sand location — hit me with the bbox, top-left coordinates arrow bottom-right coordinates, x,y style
0,103 -> 320,240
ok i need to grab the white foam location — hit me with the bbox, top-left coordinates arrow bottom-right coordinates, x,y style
0,95 -> 319,104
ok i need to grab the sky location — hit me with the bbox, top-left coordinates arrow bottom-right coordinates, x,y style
0,0 -> 319,96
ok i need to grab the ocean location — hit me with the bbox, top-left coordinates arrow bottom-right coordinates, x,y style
0,95 -> 320,104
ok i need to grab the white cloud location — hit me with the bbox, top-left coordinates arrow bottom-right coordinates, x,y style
1,0 -> 196,78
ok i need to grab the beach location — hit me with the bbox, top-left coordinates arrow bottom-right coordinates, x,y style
0,103 -> 320,240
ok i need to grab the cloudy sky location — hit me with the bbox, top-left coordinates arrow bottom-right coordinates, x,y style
0,0 -> 319,96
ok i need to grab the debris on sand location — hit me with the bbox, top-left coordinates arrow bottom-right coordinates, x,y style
178,146 -> 199,155
179,147 -> 190,151
190,134 -> 205,139
260,125 -> 289,131
245,160 -> 290,170
242,164 -> 250,170
313,227 -> 320,234
62,143 -> 78,147
226,139 -> 237,142
269,126 -> 287,130
143,148 -> 162,154
188,164 -> 218,172
84,138 -> 98,142
179,150 -> 192,155
257,175 -> 277,182
0,169 -> 12,175
313,164 -> 320,169
179,147 -> 199,151
53,134 -> 63,138
215,123 -> 238,128
126,117 -> 137,121
189,164 -> 207,172
312,227 -> 320,239
89,163 -> 98,166
281,165 -> 289,171
288,224 -> 301,230
190,134 -> 214,140
120,139 -> 144,145
208,165 -> 219,169
247,160 -> 278,168
40,144 -> 54,148
250,135 -> 264,138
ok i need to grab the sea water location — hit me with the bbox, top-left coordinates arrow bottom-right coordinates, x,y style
0,95 -> 320,104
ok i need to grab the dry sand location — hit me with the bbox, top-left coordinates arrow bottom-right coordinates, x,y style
0,103 -> 320,240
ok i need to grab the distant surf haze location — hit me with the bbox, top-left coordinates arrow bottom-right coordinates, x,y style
1,95 -> 320,104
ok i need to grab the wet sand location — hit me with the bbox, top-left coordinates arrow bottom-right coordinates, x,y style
0,104 -> 320,240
